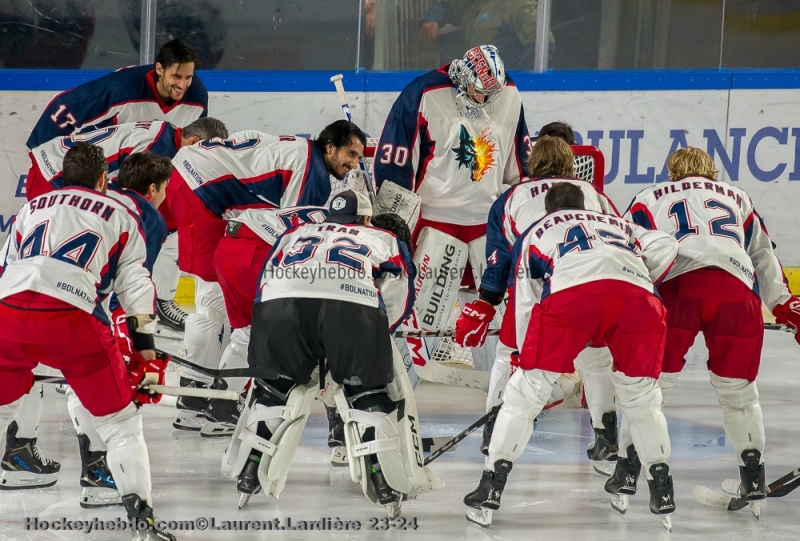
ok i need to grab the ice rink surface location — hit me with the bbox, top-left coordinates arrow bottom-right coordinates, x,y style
1,329 -> 798,540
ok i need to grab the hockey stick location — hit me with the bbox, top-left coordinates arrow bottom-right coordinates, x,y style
330,74 -> 376,202
693,467 -> 800,511
423,405 -> 499,466
32,374 -> 240,400
395,328 -> 500,338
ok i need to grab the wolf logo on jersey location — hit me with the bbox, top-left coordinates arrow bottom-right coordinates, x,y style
451,126 -> 497,183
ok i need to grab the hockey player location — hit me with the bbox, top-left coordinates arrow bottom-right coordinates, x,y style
454,135 -> 621,464
26,38 -> 207,149
26,38 -> 210,334
167,120 -> 367,430
228,190 -> 440,516
0,144 -> 175,540
64,151 -> 173,508
464,183 -> 678,530
373,44 -> 529,373
624,147 -> 800,519
204,205 -> 328,438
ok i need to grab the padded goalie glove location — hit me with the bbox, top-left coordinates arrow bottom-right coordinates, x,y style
455,300 -> 496,348
127,350 -> 170,406
773,297 -> 800,345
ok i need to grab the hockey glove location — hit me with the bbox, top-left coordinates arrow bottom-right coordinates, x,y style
128,350 -> 171,406
773,297 -> 800,345
454,300 -> 496,348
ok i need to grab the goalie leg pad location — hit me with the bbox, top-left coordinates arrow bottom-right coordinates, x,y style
92,403 -> 151,503
373,181 -> 422,232
413,227 -> 468,333
611,371 -> 670,476
709,374 -> 764,465
488,369 -> 559,465
574,347 -> 615,428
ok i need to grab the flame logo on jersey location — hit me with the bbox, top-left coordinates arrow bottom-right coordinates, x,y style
451,125 -> 497,183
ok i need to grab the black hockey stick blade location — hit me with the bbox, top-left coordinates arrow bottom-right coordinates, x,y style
766,467 -> 800,497
423,405 -> 500,466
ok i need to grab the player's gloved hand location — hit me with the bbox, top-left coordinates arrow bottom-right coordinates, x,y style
127,350 -> 171,406
454,300 -> 496,348
773,297 -> 800,345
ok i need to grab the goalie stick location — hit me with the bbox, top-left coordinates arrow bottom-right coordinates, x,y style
424,405 -> 499,466
693,467 -> 800,511
330,74 -> 377,202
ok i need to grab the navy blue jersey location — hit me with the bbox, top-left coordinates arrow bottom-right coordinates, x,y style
27,64 -> 207,149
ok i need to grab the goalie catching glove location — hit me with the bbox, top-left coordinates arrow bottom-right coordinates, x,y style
127,350 -> 170,406
773,297 -> 800,345
455,300 -> 497,348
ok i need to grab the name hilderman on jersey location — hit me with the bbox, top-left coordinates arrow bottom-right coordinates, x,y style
56,281 -> 93,306
651,180 -> 745,209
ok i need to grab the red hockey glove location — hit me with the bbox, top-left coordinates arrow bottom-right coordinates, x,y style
454,300 -> 496,348
128,351 -> 171,406
111,306 -> 134,361
773,297 -> 800,345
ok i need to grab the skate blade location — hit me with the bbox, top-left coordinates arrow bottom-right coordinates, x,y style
172,412 -> 207,431
200,422 -> 235,437
660,514 -> 673,532
750,500 -> 761,520
238,493 -> 252,510
465,507 -> 493,527
385,501 -> 401,519
0,471 -> 58,490
610,493 -> 629,515
80,487 -> 122,508
592,461 -> 615,477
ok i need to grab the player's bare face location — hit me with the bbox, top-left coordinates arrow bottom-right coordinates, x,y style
325,136 -> 364,180
155,62 -> 195,102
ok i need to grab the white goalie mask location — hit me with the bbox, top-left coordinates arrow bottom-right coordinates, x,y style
448,45 -> 506,107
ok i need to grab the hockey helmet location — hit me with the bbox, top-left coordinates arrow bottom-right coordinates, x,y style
448,45 -> 506,107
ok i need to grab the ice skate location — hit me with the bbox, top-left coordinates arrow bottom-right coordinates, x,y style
587,411 -> 618,461
0,422 -> 60,490
201,394 -> 243,438
604,444 -> 641,515
330,446 -> 348,467
647,463 -> 675,532
122,493 -> 176,541
236,455 -> 262,510
77,434 -> 121,508
156,298 -> 187,333
371,462 -> 402,518
739,449 -> 766,520
326,405 -> 345,448
173,377 -> 210,431
464,459 -> 512,527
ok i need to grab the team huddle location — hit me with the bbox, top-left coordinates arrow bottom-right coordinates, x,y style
0,39 -> 798,540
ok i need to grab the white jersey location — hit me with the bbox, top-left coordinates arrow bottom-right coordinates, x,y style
625,176 -> 792,310
31,120 -> 178,183
0,187 -> 155,325
374,67 -> 530,225
172,131 -> 334,219
482,177 -> 618,298
257,222 -> 415,331
230,206 -> 328,245
512,209 -> 678,346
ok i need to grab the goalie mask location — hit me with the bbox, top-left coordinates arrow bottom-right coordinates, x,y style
448,45 -> 506,107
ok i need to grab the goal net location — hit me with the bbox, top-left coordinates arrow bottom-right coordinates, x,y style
330,143 -> 607,370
